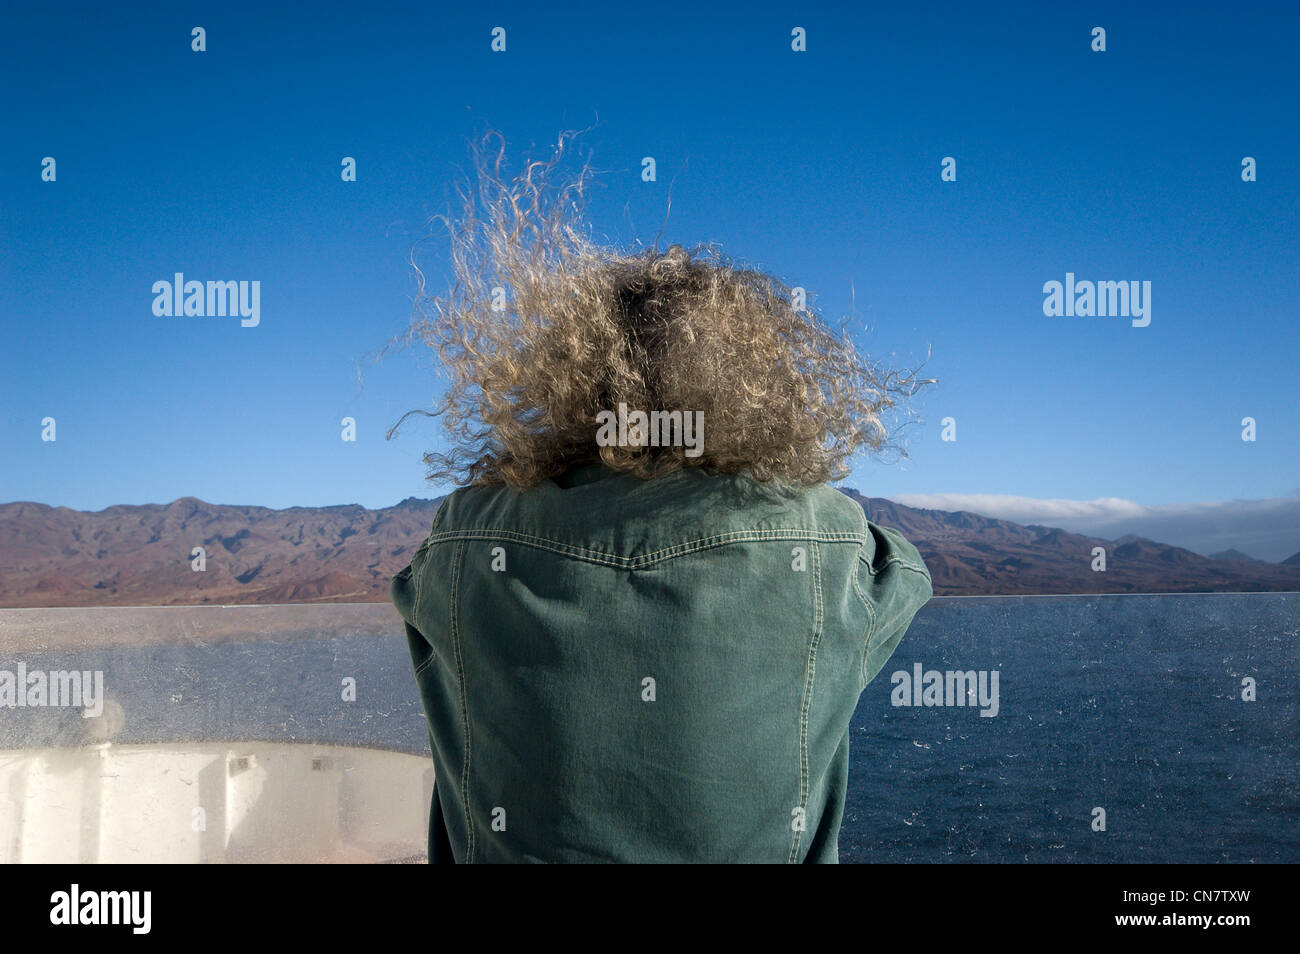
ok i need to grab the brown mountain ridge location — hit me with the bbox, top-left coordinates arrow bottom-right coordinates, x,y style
0,492 -> 1297,608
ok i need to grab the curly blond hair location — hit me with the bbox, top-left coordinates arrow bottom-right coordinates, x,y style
393,130 -> 932,490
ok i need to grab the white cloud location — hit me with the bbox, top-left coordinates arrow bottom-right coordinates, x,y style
887,493 -> 1300,563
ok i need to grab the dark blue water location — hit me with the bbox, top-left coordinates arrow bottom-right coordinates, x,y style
3,593 -> 1296,862
840,593 -> 1300,863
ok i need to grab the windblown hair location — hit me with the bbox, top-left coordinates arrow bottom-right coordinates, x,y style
395,130 -> 931,491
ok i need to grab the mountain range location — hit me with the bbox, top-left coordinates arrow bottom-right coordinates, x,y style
0,492 -> 1297,608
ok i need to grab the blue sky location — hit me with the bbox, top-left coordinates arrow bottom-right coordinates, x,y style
2,1 -> 1298,556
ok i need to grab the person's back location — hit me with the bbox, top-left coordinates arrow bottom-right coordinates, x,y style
392,462 -> 930,862
389,132 -> 934,862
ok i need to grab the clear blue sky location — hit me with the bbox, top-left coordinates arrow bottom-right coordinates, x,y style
2,0 -> 1297,513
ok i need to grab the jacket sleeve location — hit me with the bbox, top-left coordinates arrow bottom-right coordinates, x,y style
855,524 -> 933,690
389,498 -> 449,675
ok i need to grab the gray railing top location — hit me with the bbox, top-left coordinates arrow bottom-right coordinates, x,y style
0,602 -> 406,652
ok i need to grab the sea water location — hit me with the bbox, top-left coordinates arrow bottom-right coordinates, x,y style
841,593 -> 1299,863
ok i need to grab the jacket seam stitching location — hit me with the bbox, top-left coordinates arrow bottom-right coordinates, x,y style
851,570 -> 879,691
409,553 -> 435,676
423,528 -> 865,568
407,496 -> 446,633
789,540 -> 823,864
853,508 -> 879,689
858,553 -> 931,577
411,554 -> 426,635
447,540 -> 475,863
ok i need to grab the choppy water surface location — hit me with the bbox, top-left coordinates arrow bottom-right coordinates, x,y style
841,593 -> 1300,863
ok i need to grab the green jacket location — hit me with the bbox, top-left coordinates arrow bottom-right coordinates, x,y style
390,463 -> 932,863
